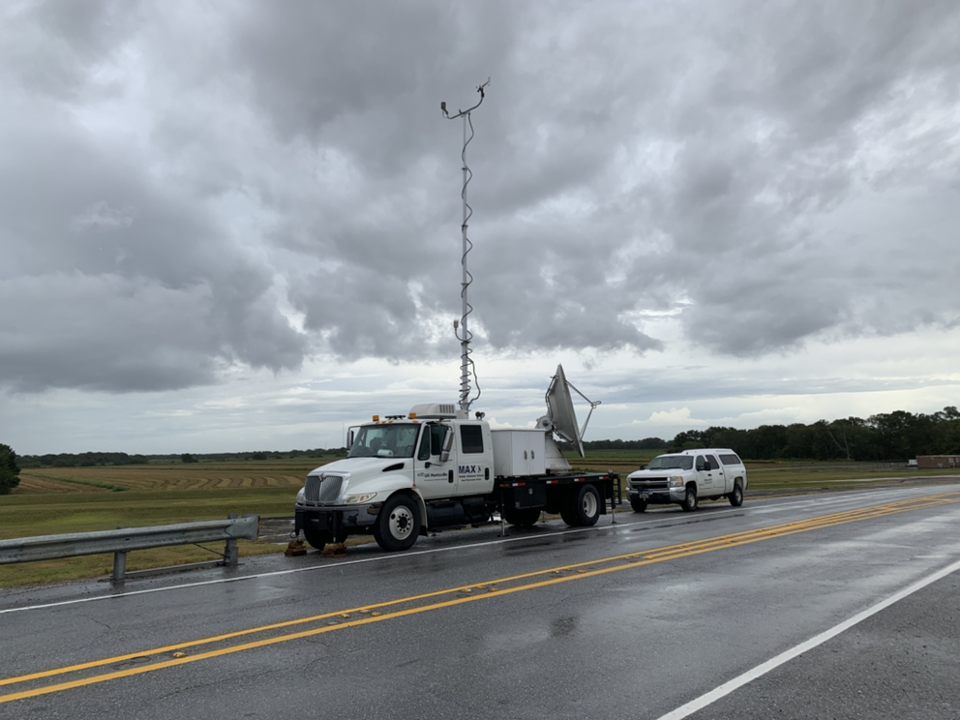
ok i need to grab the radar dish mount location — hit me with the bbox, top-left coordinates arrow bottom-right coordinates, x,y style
536,364 -> 601,458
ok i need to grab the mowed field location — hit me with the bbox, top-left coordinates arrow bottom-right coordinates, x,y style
0,457 -> 338,588
2,451 -> 956,588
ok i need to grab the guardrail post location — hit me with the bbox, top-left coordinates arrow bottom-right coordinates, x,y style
113,551 -> 127,583
224,538 -> 239,567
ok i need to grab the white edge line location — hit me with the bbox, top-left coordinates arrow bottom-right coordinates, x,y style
0,486 -> 948,616
654,556 -> 960,720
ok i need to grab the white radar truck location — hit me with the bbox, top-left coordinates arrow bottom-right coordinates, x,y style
294,365 -> 620,552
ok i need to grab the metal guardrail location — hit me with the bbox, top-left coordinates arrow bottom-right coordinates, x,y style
0,515 -> 259,583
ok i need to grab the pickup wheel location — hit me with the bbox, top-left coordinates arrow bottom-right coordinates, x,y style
373,494 -> 421,552
728,481 -> 744,507
561,484 -> 601,527
302,526 -> 331,551
503,507 -> 541,527
630,498 -> 647,513
681,485 -> 698,512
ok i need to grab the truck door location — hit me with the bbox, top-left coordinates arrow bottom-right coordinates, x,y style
455,423 -> 491,493
705,454 -> 725,497
414,423 -> 457,500
695,454 -> 714,496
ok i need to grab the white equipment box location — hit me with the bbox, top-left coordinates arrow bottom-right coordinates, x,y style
491,429 -> 546,477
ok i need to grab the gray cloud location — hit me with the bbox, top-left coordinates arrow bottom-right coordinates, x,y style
1,0 -> 959,397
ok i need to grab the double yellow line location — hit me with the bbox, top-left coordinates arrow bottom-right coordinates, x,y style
2,492 -> 956,705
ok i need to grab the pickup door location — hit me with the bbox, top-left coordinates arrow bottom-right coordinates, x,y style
704,454 -> 726,497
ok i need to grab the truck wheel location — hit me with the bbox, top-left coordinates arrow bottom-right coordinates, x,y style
561,484 -> 601,527
503,507 -> 541,527
373,494 -> 420,552
302,526 -> 331,551
630,498 -> 647,513
681,485 -> 698,512
728,481 -> 744,507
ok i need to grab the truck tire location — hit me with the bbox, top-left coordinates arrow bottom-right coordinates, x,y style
373,494 -> 421,552
302,526 -> 331,551
561,484 -> 601,527
630,497 -> 647,513
503,507 -> 541,527
728,481 -> 744,507
681,485 -> 698,512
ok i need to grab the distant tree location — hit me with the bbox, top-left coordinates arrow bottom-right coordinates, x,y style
0,444 -> 21,494
180,453 -> 198,464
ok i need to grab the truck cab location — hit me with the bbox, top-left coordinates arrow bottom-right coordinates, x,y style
295,405 -> 498,552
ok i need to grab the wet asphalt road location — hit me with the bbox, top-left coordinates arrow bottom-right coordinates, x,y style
2,482 -> 959,719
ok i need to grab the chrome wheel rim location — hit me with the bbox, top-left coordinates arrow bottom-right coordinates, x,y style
389,505 -> 414,540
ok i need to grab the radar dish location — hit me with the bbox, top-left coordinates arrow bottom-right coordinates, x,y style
544,364 -> 585,458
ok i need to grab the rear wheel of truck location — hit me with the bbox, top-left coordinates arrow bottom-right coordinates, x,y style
561,484 -> 601,527
302,526 -> 331,551
681,485 -> 698,512
630,498 -> 647,513
373,494 -> 421,552
503,507 -> 541,527
728,481 -> 744,507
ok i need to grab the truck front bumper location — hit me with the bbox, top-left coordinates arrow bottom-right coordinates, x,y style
295,502 -> 381,536
628,486 -> 685,505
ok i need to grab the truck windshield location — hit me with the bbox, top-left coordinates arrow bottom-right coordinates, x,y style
647,455 -> 694,470
349,424 -> 420,459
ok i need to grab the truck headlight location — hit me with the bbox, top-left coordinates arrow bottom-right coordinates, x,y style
296,488 -> 306,503
343,492 -> 377,504
669,476 -> 685,487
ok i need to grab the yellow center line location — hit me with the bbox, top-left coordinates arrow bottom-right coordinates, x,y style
1,492 -> 957,705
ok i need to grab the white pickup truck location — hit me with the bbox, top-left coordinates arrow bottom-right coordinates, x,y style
626,449 -> 747,512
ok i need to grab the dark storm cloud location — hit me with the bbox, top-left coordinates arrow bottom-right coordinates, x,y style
2,0 -> 959,394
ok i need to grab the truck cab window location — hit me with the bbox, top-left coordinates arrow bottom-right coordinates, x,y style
417,427 -> 431,461
417,425 -> 448,461
460,424 -> 484,454
431,425 -> 448,455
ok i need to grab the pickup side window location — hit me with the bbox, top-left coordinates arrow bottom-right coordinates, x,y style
460,424 -> 484,454
706,455 -> 720,470
719,453 -> 743,466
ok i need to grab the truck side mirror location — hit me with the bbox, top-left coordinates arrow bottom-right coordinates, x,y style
439,430 -> 454,463
347,429 -> 355,449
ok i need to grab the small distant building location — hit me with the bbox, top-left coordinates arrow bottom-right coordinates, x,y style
916,455 -> 960,469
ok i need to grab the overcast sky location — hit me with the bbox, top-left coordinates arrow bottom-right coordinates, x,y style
1,0 -> 958,455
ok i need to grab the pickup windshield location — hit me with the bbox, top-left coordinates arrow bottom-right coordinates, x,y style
349,424 -> 420,459
646,455 -> 694,470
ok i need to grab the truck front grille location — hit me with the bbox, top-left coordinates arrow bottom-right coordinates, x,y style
631,478 -> 669,489
305,474 -> 344,504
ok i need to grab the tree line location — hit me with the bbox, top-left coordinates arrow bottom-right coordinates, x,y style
15,448 -> 343,469
2,407 -> 958,483
585,406 -> 960,461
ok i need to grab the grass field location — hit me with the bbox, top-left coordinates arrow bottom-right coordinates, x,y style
2,452 -> 956,589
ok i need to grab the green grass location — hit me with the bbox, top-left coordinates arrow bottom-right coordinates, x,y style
2,454 -> 957,589
0,458 -> 337,589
